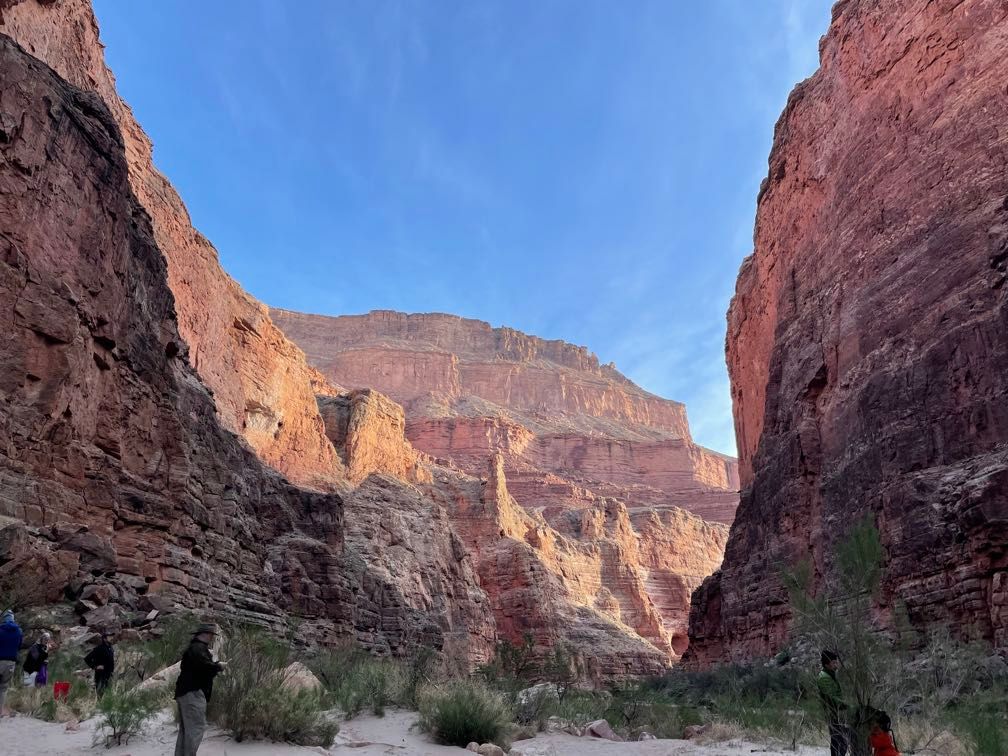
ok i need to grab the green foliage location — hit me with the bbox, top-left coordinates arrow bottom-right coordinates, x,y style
310,644 -> 407,718
541,643 -> 583,704
207,625 -> 335,747
93,684 -> 162,747
120,612 -> 197,682
782,514 -> 889,754
417,678 -> 511,747
783,515 -> 1008,755
480,632 -> 536,683
950,705 -> 1007,756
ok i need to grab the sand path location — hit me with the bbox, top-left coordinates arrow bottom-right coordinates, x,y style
2,708 -> 829,755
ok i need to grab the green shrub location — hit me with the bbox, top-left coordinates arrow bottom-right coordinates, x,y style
93,684 -> 162,747
120,612 -> 198,682
9,647 -> 99,723
207,625 -> 336,747
310,644 -> 406,718
554,688 -> 609,726
417,679 -> 511,747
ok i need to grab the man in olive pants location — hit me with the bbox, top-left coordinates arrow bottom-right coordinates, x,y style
174,623 -> 225,756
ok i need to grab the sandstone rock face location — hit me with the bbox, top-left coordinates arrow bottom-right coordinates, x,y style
689,0 -> 1008,663
0,30 -> 339,632
0,0 -> 343,489
273,310 -> 737,667
0,27 -> 494,662
272,309 -> 740,524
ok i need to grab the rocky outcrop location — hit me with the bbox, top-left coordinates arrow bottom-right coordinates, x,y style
0,29 -> 340,632
270,310 -> 695,439
0,25 -> 495,662
0,0 -> 735,671
0,0 -> 343,490
317,390 -> 428,485
424,457 -> 727,676
272,310 -> 739,522
689,0 -> 1008,662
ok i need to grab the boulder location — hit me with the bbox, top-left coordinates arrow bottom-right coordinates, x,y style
683,724 -> 708,739
135,662 -> 180,693
279,661 -> 322,693
585,719 -> 622,742
477,745 -> 505,756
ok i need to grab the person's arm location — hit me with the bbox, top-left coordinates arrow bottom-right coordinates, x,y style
191,644 -> 223,677
84,647 -> 96,668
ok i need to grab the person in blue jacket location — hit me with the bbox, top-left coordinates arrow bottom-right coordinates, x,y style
0,610 -> 24,716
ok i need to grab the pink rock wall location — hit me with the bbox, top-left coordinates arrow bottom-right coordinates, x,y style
689,0 -> 1008,663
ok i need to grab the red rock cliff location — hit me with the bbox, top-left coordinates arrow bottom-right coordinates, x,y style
689,0 -> 1008,663
272,309 -> 737,666
271,309 -> 740,524
0,0 -> 344,489
0,8 -> 494,663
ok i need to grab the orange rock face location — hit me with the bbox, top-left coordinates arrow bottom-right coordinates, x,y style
273,309 -> 738,666
1,0 -> 343,490
689,0 -> 1008,663
272,309 -> 739,523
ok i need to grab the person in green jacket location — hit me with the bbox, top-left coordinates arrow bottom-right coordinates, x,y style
818,649 -> 849,756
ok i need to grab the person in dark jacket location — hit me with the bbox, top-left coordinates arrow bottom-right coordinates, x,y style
817,649 -> 849,756
0,609 -> 23,716
174,623 -> 225,756
22,631 -> 52,687
84,633 -> 115,698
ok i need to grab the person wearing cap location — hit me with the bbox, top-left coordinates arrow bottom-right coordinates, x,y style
174,623 -> 225,756
84,632 -> 115,698
818,649 -> 850,756
0,610 -> 23,716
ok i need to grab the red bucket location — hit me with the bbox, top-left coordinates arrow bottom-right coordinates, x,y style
53,681 -> 71,700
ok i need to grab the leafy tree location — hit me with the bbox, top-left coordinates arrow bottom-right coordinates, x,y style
783,515 -> 885,756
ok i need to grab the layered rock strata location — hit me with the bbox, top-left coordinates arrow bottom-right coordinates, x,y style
1,0 -> 343,489
272,310 -> 737,665
689,0 -> 1008,662
271,309 -> 740,524
0,25 -> 493,661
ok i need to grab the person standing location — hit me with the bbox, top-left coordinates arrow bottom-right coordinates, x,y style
174,623 -> 225,756
817,649 -> 850,756
84,632 -> 114,697
22,631 -> 51,687
0,610 -> 22,716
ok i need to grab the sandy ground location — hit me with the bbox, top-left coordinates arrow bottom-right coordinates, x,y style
1,708 -> 829,756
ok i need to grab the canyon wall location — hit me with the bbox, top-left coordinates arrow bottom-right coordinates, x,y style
0,0 -> 737,672
0,5 -> 494,662
689,0 -> 1008,662
273,309 -> 737,665
272,309 -> 740,525
0,0 -> 343,489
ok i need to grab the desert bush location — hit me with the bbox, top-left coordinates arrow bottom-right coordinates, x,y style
783,516 -> 1008,755
8,646 -> 99,723
400,644 -> 437,708
417,678 -> 511,747
541,643 -> 583,704
120,612 -> 198,682
310,643 -> 406,717
207,625 -> 335,747
93,683 -> 162,747
479,632 -> 536,685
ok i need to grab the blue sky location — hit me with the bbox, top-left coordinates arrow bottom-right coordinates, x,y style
93,1 -> 833,455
